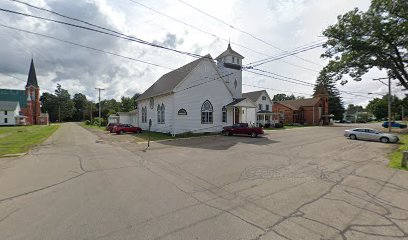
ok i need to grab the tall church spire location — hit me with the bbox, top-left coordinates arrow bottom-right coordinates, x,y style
26,58 -> 39,88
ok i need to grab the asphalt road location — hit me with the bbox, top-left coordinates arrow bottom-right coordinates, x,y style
0,123 -> 407,240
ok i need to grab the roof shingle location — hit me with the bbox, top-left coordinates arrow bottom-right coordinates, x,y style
276,98 -> 321,110
137,55 -> 212,101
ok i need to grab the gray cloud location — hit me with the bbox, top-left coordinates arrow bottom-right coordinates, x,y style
152,33 -> 184,48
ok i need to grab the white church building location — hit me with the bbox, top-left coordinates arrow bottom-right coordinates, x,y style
136,44 -> 270,135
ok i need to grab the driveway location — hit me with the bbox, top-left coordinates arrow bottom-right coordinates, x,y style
0,123 -> 407,240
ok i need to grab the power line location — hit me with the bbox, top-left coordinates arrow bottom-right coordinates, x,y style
0,7 -> 209,60
125,0 -> 322,72
177,0 -> 324,67
11,0 -> 322,73
0,24 -> 177,71
246,43 -> 323,68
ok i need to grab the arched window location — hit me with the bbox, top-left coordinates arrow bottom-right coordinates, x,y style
157,104 -> 161,123
178,109 -> 187,115
222,106 -> 227,123
201,100 -> 213,124
161,104 -> 165,124
142,107 -> 147,123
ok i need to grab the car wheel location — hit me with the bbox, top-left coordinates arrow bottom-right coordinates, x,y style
380,137 -> 389,143
226,131 -> 232,136
349,134 -> 357,140
251,132 -> 258,138
137,129 -> 141,134
119,130 -> 124,135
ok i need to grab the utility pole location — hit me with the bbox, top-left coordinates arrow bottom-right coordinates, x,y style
95,88 -> 105,126
373,77 -> 392,133
388,76 -> 392,133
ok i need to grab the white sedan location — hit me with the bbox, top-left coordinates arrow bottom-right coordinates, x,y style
344,128 -> 399,143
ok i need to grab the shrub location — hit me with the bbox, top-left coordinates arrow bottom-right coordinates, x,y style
274,123 -> 283,128
91,117 -> 107,126
264,123 -> 271,128
84,120 -> 91,125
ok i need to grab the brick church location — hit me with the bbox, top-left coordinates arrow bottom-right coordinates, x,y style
0,59 -> 48,125
272,83 -> 330,125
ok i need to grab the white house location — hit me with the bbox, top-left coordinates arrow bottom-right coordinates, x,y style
108,110 -> 138,125
136,44 -> 259,135
242,90 -> 276,126
0,101 -> 23,126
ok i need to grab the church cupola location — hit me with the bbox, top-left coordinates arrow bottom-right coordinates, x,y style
215,43 -> 244,98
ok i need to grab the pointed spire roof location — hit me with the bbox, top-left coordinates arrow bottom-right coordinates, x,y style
26,59 -> 39,88
313,82 -> 329,97
215,43 -> 244,60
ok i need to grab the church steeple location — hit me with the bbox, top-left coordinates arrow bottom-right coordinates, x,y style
26,59 -> 39,88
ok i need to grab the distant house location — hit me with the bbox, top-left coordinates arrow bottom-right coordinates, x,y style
0,59 -> 48,125
242,90 -> 276,126
136,44 -> 257,135
108,110 -> 138,125
272,83 -> 330,125
0,101 -> 24,125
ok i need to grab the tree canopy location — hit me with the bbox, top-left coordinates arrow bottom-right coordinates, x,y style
321,0 -> 408,88
40,84 -> 140,122
272,93 -> 296,101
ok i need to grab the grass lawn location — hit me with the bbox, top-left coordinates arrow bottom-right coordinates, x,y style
80,122 -> 105,131
0,125 -> 60,157
389,134 -> 408,170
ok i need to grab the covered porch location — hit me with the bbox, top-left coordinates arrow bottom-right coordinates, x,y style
225,98 -> 257,125
256,110 -> 278,126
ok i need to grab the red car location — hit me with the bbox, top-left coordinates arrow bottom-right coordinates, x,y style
112,124 -> 142,134
222,123 -> 264,138
106,123 -> 119,132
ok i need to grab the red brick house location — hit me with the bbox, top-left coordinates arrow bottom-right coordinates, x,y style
272,83 -> 329,125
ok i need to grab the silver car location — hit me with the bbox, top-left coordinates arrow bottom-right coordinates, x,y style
344,128 -> 399,143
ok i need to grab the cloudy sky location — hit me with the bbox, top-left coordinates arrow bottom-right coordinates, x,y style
0,0 -> 403,106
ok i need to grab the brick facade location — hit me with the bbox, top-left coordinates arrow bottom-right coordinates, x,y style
272,83 -> 330,126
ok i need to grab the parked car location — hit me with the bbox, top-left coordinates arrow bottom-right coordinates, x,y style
382,121 -> 407,129
222,123 -> 264,138
344,128 -> 399,143
112,124 -> 142,134
106,123 -> 119,132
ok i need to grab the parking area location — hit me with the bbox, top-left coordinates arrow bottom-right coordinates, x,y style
1,123 -> 407,240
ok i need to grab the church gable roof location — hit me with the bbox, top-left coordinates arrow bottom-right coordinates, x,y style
0,89 -> 27,108
137,55 -> 213,101
276,97 -> 321,110
215,43 -> 244,60
26,59 -> 39,88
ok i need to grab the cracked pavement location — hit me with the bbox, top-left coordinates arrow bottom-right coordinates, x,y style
0,122 -> 407,240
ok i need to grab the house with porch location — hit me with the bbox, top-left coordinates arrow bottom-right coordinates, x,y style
242,90 -> 276,126
272,83 -> 330,125
136,44 -> 257,134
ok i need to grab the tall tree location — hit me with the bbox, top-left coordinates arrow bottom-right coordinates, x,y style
40,92 -> 58,122
321,0 -> 408,88
315,71 -> 345,120
272,94 -> 296,101
73,93 -> 88,121
54,84 -> 74,121
366,97 -> 388,120
120,96 -> 135,112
